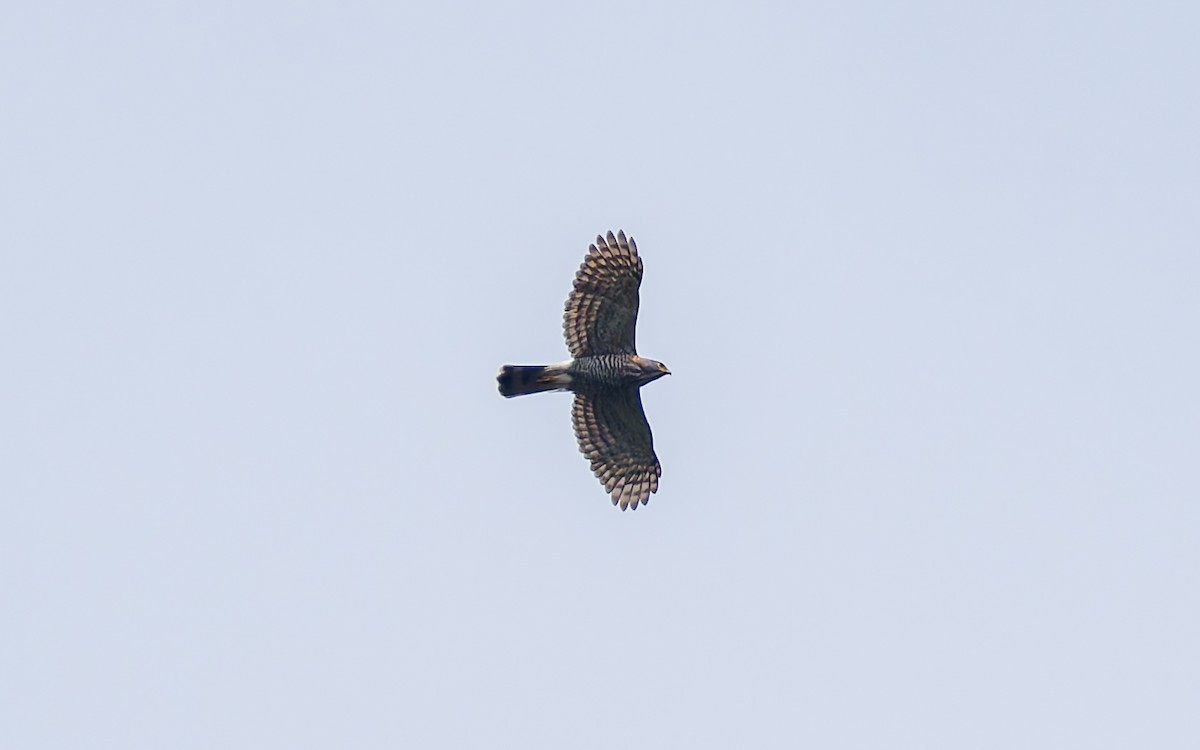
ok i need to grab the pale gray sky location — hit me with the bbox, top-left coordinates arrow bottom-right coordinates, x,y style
3,2 -> 1198,748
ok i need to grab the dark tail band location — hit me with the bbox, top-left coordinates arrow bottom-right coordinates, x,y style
497,364 -> 569,397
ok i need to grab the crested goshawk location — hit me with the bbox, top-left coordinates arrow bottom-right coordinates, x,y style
497,230 -> 670,510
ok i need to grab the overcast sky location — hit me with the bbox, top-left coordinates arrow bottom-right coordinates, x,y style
3,2 -> 1198,748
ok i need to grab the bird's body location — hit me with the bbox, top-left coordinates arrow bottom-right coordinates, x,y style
497,231 -> 669,511
497,354 -> 666,397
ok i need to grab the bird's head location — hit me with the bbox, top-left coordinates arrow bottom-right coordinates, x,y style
633,356 -> 671,385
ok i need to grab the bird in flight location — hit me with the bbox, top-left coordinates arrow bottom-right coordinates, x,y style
497,230 -> 670,511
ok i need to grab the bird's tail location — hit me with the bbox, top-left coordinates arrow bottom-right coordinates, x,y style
497,363 -> 571,398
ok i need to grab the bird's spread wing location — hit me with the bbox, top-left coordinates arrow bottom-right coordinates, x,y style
572,389 -> 661,510
563,231 -> 643,357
